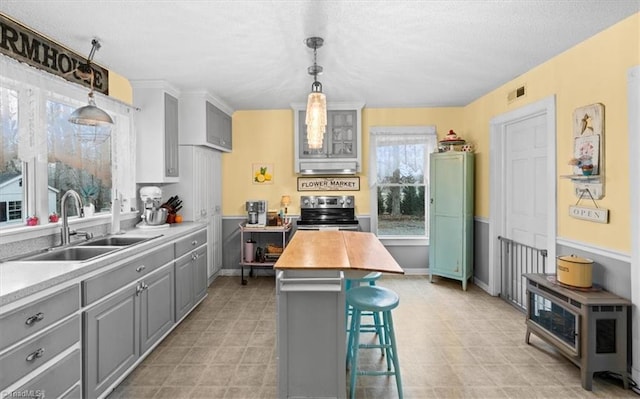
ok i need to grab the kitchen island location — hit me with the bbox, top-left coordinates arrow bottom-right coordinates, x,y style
274,230 -> 403,399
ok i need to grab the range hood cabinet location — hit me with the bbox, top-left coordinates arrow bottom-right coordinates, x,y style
293,102 -> 364,176
299,161 -> 358,175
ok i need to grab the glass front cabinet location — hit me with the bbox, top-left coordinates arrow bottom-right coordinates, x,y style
292,103 -> 364,174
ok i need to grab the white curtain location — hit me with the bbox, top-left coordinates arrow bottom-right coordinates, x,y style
369,125 -> 437,188
0,53 -> 137,207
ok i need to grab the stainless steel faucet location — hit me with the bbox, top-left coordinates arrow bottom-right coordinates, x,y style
60,189 -> 90,245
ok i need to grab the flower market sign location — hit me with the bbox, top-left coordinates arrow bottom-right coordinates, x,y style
0,13 -> 109,94
297,177 -> 360,191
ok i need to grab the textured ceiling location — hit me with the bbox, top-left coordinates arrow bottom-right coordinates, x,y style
1,1 -> 638,111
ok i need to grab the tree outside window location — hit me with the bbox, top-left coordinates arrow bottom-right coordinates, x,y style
370,126 -> 436,238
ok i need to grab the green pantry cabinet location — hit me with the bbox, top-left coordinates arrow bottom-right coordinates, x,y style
429,152 -> 474,290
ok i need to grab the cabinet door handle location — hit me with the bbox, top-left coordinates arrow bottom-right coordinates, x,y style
141,282 -> 149,291
191,240 -> 198,246
26,348 -> 45,362
136,282 -> 143,296
136,265 -> 146,273
192,253 -> 198,260
25,312 -> 44,326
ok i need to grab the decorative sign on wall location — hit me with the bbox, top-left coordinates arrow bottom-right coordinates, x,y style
569,189 -> 609,223
252,163 -> 273,184
569,206 -> 609,224
297,177 -> 360,191
572,103 -> 604,176
0,13 -> 109,94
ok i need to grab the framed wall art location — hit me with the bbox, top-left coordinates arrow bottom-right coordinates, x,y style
571,103 -> 604,176
252,163 -> 274,184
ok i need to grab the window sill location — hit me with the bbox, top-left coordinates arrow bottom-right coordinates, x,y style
378,236 -> 429,247
0,211 -> 139,245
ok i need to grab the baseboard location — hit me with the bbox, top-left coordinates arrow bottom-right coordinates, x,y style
219,268 -> 275,277
402,268 -> 429,276
473,278 -> 492,294
220,267 -> 430,277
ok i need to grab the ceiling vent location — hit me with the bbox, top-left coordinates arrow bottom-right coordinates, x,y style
507,85 -> 526,103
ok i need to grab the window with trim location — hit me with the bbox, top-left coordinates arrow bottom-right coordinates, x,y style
0,55 -> 136,229
369,126 -> 437,239
47,99 -> 112,215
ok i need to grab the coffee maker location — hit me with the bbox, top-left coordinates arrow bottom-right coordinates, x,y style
246,200 -> 267,226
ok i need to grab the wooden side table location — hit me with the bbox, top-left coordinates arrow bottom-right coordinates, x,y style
524,273 -> 630,391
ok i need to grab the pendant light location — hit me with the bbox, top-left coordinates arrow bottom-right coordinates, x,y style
305,37 -> 327,149
69,39 -> 114,128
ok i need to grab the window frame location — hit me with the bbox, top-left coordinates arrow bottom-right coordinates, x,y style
0,54 -> 137,239
369,126 -> 437,246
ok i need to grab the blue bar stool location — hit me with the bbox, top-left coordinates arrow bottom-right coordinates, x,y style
346,272 -> 384,355
346,285 -> 403,399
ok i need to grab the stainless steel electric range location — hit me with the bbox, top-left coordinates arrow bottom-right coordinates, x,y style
296,195 -> 359,231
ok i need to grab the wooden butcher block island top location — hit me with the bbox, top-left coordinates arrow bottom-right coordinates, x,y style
274,230 -> 404,274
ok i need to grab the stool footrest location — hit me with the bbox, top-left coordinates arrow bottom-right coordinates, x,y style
358,343 -> 388,350
357,370 -> 397,377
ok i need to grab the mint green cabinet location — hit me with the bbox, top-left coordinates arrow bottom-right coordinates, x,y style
429,152 -> 474,290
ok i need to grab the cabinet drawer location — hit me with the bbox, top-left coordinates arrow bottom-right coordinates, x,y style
13,349 -> 80,399
60,384 -> 81,399
0,285 -> 79,350
83,245 -> 173,306
0,315 -> 79,389
175,229 -> 207,258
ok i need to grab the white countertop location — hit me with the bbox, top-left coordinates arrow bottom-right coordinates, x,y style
0,222 -> 206,307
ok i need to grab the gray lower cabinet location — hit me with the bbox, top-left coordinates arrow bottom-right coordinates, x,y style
140,264 -> 175,353
15,349 -> 81,399
84,263 -> 175,398
83,283 -> 139,399
175,245 -> 207,321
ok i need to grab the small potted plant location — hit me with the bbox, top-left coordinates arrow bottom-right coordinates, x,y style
568,155 -> 594,176
80,185 -> 98,216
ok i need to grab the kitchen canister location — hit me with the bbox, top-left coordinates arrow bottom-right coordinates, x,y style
244,240 -> 256,262
557,254 -> 593,288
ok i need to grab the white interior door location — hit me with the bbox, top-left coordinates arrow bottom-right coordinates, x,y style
505,114 -> 548,249
488,95 -> 557,296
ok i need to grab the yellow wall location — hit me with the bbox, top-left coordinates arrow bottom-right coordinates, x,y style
464,13 -> 639,252
108,71 -> 133,104
222,13 -> 638,253
222,107 -> 464,216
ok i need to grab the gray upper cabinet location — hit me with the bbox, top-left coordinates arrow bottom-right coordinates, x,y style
132,80 -> 181,183
292,102 -> 363,174
180,91 -> 233,152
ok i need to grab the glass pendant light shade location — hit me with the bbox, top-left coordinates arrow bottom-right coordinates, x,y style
304,37 -> 327,150
306,82 -> 327,149
69,92 -> 114,126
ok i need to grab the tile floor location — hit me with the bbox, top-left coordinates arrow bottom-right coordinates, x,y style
107,275 -> 636,399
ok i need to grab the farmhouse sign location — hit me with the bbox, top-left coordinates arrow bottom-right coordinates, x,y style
569,205 -> 609,224
0,13 -> 109,95
297,177 -> 360,192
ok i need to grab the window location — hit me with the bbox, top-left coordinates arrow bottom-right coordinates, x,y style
369,126 -> 436,240
0,86 -> 22,226
47,100 -> 112,215
0,54 -> 136,230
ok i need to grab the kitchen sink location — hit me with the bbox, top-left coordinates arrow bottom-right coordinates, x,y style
20,246 -> 120,262
78,236 -> 156,247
